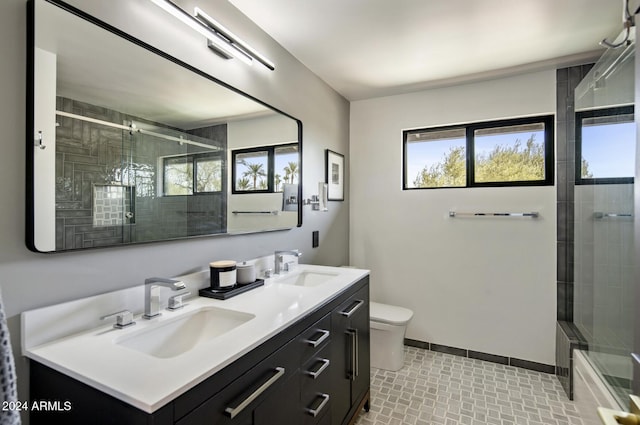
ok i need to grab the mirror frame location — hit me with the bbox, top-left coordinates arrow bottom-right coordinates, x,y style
26,0 -> 303,253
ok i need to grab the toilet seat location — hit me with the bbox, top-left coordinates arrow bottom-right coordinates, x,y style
370,301 -> 413,325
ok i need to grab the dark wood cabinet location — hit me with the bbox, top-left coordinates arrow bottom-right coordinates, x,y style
176,336 -> 300,425
330,285 -> 370,425
29,276 -> 369,425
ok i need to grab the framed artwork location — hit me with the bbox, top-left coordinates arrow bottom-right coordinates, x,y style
325,149 -> 344,201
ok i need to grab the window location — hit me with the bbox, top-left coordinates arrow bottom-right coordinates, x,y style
405,127 -> 467,188
163,153 -> 222,196
403,115 -> 554,189
575,106 -> 634,185
232,143 -> 299,193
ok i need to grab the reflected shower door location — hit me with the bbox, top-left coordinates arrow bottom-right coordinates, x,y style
128,122 -> 225,243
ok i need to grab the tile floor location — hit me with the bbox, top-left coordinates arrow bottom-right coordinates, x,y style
355,346 -> 585,425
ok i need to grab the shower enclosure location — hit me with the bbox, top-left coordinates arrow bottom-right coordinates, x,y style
54,98 -> 226,250
572,33 -> 636,407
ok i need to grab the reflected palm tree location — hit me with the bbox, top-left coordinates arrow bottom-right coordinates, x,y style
236,177 -> 251,190
274,174 -> 282,192
242,162 -> 266,190
283,162 -> 298,184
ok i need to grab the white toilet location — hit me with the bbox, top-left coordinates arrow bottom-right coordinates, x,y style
370,301 -> 414,371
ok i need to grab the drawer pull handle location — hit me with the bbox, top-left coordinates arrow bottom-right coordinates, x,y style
347,328 -> 358,380
306,358 -> 330,379
339,299 -> 364,318
306,393 -> 330,417
354,328 -> 359,378
304,329 -> 330,347
224,367 -> 285,419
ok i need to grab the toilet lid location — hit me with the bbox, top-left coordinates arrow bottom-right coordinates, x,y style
370,302 -> 414,325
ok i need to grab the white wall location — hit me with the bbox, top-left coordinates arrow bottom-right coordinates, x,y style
0,0 -> 349,419
350,70 -> 557,365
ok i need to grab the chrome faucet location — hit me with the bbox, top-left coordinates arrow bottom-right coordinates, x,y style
143,277 -> 187,319
274,250 -> 302,274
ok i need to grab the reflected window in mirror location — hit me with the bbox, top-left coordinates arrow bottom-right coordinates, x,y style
232,144 -> 299,194
274,145 -> 299,191
163,153 -> 223,196
576,106 -> 635,185
233,149 -> 269,192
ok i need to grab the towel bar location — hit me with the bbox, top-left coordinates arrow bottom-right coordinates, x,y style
593,212 -> 633,219
232,210 -> 279,215
448,211 -> 539,218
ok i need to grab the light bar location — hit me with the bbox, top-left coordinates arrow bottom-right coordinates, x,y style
149,0 -> 256,67
194,7 -> 275,71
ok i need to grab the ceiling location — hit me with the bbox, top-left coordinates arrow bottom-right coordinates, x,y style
229,0 -> 633,101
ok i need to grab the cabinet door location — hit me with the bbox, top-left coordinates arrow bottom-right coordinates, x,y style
254,373 -> 301,425
349,293 -> 370,403
330,285 -> 369,425
330,301 -> 351,425
177,340 -> 298,425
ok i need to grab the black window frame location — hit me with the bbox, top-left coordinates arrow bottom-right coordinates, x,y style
232,143 -> 299,194
575,105 -> 634,185
403,115 -> 555,190
162,151 -> 224,196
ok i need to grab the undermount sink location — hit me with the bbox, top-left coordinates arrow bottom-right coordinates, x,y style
116,307 -> 255,358
277,271 -> 339,287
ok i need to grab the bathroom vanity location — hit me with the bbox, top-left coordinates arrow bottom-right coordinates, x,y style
23,266 -> 370,425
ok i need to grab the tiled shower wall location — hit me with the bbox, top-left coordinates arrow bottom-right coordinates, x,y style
55,97 -> 227,250
555,65 -> 592,399
574,183 -> 635,358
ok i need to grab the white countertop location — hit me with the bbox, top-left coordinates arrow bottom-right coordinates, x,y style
22,265 -> 369,413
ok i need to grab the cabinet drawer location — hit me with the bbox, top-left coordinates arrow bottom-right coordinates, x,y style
302,391 -> 331,425
177,339 -> 299,425
299,313 -> 331,361
301,344 -> 332,392
301,345 -> 332,425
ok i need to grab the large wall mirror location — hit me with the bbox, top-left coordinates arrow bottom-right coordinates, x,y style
27,0 -> 302,253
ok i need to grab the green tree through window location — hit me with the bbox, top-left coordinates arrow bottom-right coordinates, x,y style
413,146 -> 465,188
404,115 -> 554,189
475,134 -> 544,183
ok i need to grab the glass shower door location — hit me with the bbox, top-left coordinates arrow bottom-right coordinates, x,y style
573,34 -> 636,408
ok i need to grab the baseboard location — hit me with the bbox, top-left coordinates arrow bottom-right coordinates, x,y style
404,338 -> 555,374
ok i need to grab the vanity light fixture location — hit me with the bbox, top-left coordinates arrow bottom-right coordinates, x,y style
149,0 -> 249,64
149,0 -> 275,70
194,7 -> 276,71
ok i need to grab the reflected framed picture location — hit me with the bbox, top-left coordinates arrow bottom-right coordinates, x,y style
325,149 -> 344,201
